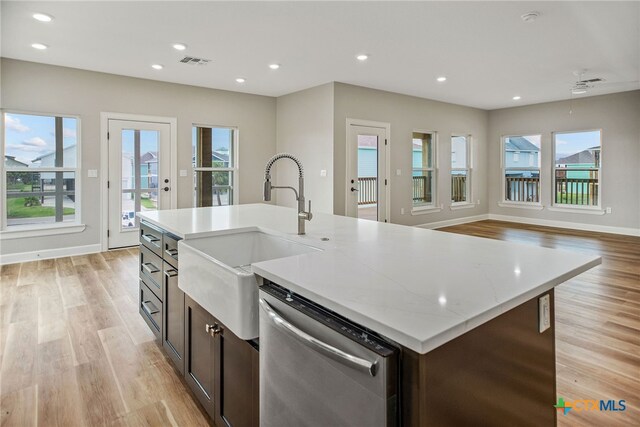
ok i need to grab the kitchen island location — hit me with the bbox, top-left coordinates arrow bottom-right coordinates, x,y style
139,203 -> 600,426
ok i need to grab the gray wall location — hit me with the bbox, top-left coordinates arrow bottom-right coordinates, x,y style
275,83 -> 334,213
488,90 -> 640,230
333,83 -> 490,226
1,58 -> 276,255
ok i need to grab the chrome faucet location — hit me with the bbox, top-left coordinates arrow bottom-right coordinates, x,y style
263,153 -> 312,235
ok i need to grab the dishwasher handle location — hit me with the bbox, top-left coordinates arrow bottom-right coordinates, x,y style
259,298 -> 378,377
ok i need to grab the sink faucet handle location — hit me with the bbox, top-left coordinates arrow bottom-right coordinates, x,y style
307,200 -> 313,220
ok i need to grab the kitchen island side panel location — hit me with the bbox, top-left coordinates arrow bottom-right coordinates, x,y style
402,290 -> 556,426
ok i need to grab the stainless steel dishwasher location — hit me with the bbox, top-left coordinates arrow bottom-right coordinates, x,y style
259,281 -> 399,427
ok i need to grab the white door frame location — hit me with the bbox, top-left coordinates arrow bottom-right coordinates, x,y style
345,118 -> 391,223
100,112 -> 177,251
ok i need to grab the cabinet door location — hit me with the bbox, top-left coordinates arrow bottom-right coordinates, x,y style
184,295 -> 216,419
163,261 -> 184,374
214,326 -> 259,427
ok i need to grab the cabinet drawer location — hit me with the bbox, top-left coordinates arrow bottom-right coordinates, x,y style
163,232 -> 180,269
140,281 -> 162,340
140,244 -> 163,300
140,221 -> 163,256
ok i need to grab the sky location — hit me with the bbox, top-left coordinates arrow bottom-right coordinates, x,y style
554,130 -> 601,160
4,113 -> 77,165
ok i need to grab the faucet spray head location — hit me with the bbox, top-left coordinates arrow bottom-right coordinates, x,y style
263,175 -> 272,201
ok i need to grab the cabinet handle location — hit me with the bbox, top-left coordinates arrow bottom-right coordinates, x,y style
164,269 -> 178,278
142,300 -> 159,316
165,248 -> 178,258
142,262 -> 159,274
142,234 -> 160,246
205,323 -> 223,337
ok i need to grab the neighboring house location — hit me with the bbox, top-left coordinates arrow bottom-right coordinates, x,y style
31,145 -> 76,200
556,146 -> 600,180
505,136 -> 540,171
4,155 -> 28,168
357,135 -> 379,177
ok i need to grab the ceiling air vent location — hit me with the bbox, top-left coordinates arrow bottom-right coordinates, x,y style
179,56 -> 211,66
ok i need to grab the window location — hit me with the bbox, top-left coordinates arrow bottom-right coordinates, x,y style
192,125 -> 237,207
553,130 -> 601,207
412,132 -> 436,208
502,135 -> 541,203
3,112 -> 80,230
451,135 -> 471,203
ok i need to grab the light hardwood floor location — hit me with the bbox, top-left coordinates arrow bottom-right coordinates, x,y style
439,220 -> 639,427
0,249 -> 210,427
1,221 -> 638,426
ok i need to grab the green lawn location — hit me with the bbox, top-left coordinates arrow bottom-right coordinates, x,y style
555,192 -> 597,206
7,197 -> 75,219
141,196 -> 157,209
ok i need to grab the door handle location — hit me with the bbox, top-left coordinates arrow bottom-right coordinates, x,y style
163,187 -> 170,192
350,187 -> 359,192
259,298 -> 378,376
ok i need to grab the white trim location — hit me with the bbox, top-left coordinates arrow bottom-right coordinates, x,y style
100,112 -> 178,252
345,118 -> 391,223
411,205 -> 442,216
0,243 -> 101,265
0,223 -> 85,240
450,202 -> 476,211
546,206 -> 605,215
497,202 -> 544,210
416,214 -> 489,230
488,214 -> 639,237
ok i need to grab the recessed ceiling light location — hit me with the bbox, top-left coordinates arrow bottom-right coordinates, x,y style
33,13 -> 53,22
31,43 -> 48,50
151,64 -> 164,70
572,89 -> 587,95
269,64 -> 280,70
512,96 -> 521,100
356,54 -> 368,61
236,78 -> 246,83
437,76 -> 447,82
172,43 -> 187,51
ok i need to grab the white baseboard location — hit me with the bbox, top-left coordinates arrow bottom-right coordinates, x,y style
487,214 -> 640,237
0,243 -> 102,265
416,214 -> 490,230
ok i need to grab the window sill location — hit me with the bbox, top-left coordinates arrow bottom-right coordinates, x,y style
498,202 -> 544,211
0,223 -> 86,240
411,205 -> 442,216
547,206 -> 605,215
450,202 -> 476,211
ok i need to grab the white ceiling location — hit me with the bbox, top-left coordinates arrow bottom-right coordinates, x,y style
2,1 -> 639,110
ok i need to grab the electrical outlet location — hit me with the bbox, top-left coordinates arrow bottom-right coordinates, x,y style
400,208 -> 405,215
179,169 -> 188,177
606,207 -> 612,214
477,199 -> 480,205
539,294 -> 551,333
396,169 -> 401,176
87,169 -> 98,178
320,169 -> 327,177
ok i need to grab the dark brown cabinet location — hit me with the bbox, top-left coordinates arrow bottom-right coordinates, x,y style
163,261 -> 184,374
184,294 -> 217,419
141,221 -> 258,426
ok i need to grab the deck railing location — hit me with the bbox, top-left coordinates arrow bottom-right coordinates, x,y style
451,175 -> 467,203
357,177 -> 377,205
555,178 -> 598,206
412,175 -> 431,204
505,176 -> 540,203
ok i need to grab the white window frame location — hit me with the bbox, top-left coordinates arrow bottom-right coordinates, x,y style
551,129 -> 602,211
411,130 -> 438,212
500,134 -> 542,207
1,110 -> 83,237
450,134 -> 472,206
192,124 -> 239,207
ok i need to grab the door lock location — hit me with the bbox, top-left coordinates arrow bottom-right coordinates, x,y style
164,178 -> 169,183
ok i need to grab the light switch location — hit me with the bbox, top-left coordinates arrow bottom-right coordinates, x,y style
87,169 -> 98,178
180,169 -> 188,177
538,294 -> 551,333
396,169 -> 401,176
320,169 -> 327,177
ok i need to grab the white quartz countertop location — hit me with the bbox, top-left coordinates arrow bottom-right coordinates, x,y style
139,204 -> 601,354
